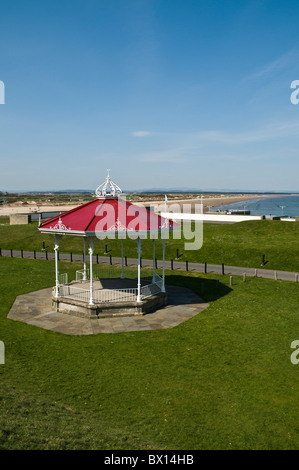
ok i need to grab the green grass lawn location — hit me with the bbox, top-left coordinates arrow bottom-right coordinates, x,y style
0,220 -> 299,271
0,257 -> 298,449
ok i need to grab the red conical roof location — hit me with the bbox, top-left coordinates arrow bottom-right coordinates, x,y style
38,197 -> 180,237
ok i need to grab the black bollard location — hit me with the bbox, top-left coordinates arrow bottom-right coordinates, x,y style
261,254 -> 265,266
46,250 -> 48,260
96,254 -> 99,264
70,252 -> 72,262
21,249 -> 23,259
11,249 -> 13,258
176,248 -> 179,259
222,263 -> 224,275
171,259 -> 173,270
105,244 -> 108,254
110,254 -> 112,265
125,256 -> 128,267
204,261 -> 207,274
186,260 -> 188,271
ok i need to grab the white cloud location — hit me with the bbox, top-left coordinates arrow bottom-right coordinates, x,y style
194,120 -> 299,144
132,130 -> 152,137
246,50 -> 298,81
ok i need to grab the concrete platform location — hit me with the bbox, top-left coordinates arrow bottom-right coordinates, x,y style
7,285 -> 209,335
53,278 -> 167,319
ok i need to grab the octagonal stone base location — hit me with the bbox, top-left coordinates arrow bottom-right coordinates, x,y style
52,292 -> 168,319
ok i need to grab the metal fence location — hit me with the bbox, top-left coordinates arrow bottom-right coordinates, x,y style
75,266 -> 155,282
94,288 -> 138,303
59,273 -> 68,284
58,270 -> 163,303
59,284 -> 90,303
58,284 -> 138,303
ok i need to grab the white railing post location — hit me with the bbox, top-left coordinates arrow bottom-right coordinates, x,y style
88,238 -> 94,305
83,238 -> 87,280
54,234 -> 61,298
137,238 -> 142,302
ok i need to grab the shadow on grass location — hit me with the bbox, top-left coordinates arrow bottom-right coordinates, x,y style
166,274 -> 232,303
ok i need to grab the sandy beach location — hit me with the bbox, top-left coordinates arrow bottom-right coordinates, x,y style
137,194 -> 277,213
0,194 -> 278,216
0,203 -> 77,217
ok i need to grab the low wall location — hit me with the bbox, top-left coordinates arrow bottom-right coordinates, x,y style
10,214 -> 31,225
53,292 -> 168,319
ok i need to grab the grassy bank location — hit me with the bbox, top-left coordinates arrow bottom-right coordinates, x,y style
0,220 -> 299,271
0,257 -> 298,449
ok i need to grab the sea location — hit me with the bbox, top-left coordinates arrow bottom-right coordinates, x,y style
212,195 -> 299,218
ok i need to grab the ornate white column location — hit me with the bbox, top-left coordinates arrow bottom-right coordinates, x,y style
137,238 -> 142,302
162,239 -> 166,293
83,238 -> 87,280
54,234 -> 61,298
152,239 -> 156,283
88,238 -> 94,305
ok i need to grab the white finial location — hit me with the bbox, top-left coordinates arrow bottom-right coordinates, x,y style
95,170 -> 122,198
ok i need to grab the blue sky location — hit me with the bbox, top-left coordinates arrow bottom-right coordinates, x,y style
1,0 -> 299,192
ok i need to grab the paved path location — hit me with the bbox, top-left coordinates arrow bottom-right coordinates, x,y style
1,249 -> 298,282
7,286 -> 209,335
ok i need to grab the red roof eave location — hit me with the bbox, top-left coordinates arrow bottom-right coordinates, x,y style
38,197 -> 180,236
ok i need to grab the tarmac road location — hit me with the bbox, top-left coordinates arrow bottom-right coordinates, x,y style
1,249 -> 298,282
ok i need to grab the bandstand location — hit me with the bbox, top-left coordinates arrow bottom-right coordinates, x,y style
38,172 -> 180,319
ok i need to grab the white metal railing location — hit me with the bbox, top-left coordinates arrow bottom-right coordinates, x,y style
76,269 -> 89,281
94,288 -> 138,303
59,273 -> 68,284
141,282 -> 162,298
96,267 -> 121,279
58,268 -> 164,303
58,284 -> 138,303
59,284 -> 90,303
76,267 -> 155,281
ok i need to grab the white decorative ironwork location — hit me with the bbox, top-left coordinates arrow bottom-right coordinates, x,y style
95,169 -> 122,198
49,217 -> 71,231
108,217 -> 128,231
